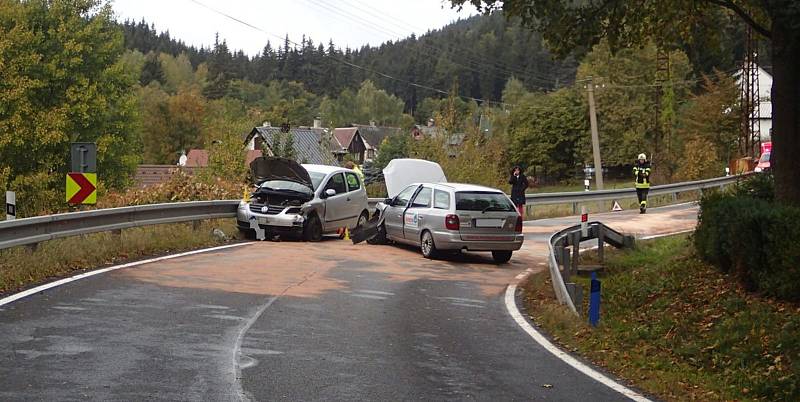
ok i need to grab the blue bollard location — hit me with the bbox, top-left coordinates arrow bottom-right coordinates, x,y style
588,271 -> 601,327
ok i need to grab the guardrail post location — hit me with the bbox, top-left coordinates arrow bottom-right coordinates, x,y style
572,202 -> 578,215
571,231 -> 580,275
561,247 -> 571,281
566,282 -> 582,313
597,224 -> 605,263
192,220 -> 201,231
671,192 -> 678,203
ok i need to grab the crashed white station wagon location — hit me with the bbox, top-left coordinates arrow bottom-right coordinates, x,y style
370,159 -> 524,263
237,157 -> 370,241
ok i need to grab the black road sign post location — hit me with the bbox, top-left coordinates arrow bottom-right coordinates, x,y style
71,143 -> 97,173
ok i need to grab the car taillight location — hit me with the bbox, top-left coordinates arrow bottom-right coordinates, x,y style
445,214 -> 460,230
515,216 -> 523,233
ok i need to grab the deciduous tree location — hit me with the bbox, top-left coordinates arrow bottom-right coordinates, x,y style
0,0 -> 141,215
449,0 -> 800,204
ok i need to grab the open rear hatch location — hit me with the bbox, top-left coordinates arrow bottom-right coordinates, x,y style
383,158 -> 446,198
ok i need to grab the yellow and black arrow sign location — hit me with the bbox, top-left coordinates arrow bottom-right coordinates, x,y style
66,173 -> 97,204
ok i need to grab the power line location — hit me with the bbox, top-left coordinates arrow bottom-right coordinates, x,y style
314,0 -> 562,87
300,0 -> 558,89
344,0 -> 560,84
186,0 -> 511,107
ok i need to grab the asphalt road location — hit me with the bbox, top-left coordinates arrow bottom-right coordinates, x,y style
0,203 -> 698,401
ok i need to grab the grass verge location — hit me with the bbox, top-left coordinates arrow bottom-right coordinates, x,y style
0,219 -> 240,296
522,234 -> 800,401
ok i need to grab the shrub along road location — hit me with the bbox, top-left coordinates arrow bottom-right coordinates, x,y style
0,204 -> 697,401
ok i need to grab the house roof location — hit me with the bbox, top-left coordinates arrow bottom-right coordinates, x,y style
185,149 -> 264,168
332,128 -> 358,150
352,124 -> 402,150
246,126 -> 339,166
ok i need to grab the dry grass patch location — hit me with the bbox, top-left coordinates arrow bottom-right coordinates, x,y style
521,235 -> 800,401
0,219 -> 239,296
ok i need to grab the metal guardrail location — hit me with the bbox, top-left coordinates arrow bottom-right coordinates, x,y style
0,201 -> 240,251
371,173 -> 752,209
547,222 -> 635,314
524,173 -> 752,213
0,173 -> 750,253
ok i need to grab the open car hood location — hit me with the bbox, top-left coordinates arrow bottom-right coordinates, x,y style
383,158 -> 447,198
250,156 -> 314,190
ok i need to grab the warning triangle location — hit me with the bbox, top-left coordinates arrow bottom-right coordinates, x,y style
612,201 -> 623,212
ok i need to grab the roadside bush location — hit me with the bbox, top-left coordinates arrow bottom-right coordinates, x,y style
695,174 -> 800,301
98,170 -> 243,208
731,171 -> 774,201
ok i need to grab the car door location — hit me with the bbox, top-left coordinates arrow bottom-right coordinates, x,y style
321,173 -> 350,228
345,171 -> 367,226
383,185 -> 419,239
403,186 -> 432,243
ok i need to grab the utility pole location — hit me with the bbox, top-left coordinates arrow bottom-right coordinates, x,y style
587,78 -> 605,190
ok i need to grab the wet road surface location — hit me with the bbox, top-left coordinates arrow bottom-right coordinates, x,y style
0,203 -> 698,401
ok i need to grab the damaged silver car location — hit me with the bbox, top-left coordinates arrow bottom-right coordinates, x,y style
367,159 -> 524,263
237,157 -> 370,241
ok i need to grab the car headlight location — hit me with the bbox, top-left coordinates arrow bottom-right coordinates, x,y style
755,167 -> 762,173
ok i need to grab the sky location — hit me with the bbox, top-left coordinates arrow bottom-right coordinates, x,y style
110,0 -> 477,56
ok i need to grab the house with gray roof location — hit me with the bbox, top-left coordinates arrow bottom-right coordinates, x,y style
243,126 -> 339,166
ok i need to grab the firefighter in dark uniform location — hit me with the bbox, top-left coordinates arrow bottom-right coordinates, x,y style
633,153 -> 651,214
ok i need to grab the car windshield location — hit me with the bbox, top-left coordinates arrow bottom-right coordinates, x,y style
260,180 -> 312,195
455,192 -> 515,212
759,152 -> 770,163
309,172 -> 326,190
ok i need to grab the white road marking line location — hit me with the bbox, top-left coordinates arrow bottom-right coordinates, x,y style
357,290 -> 395,296
351,293 -> 387,300
233,271 -> 316,402
439,297 -> 486,304
639,229 -> 695,240
450,302 -> 486,309
51,306 -> 87,311
504,283 -> 652,402
0,242 -> 254,308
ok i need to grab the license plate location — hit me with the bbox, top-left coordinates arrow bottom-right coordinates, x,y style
257,217 -> 270,225
475,218 -> 504,228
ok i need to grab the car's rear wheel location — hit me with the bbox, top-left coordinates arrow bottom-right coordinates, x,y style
303,214 -> 323,242
421,230 -> 439,259
492,250 -> 513,264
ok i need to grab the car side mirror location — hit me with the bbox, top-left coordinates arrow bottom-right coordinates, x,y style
384,198 -> 393,205
325,189 -> 337,197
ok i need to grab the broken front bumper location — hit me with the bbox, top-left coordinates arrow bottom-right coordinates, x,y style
236,202 -> 306,232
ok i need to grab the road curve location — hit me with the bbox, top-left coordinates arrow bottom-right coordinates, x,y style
0,203 -> 698,401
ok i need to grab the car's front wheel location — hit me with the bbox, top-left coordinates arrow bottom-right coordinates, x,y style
237,227 -> 255,240
366,221 -> 387,245
492,250 -> 513,264
303,214 -> 323,242
356,211 -> 369,228
421,230 -> 439,259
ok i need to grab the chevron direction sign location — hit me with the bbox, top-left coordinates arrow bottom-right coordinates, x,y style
66,173 -> 97,205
